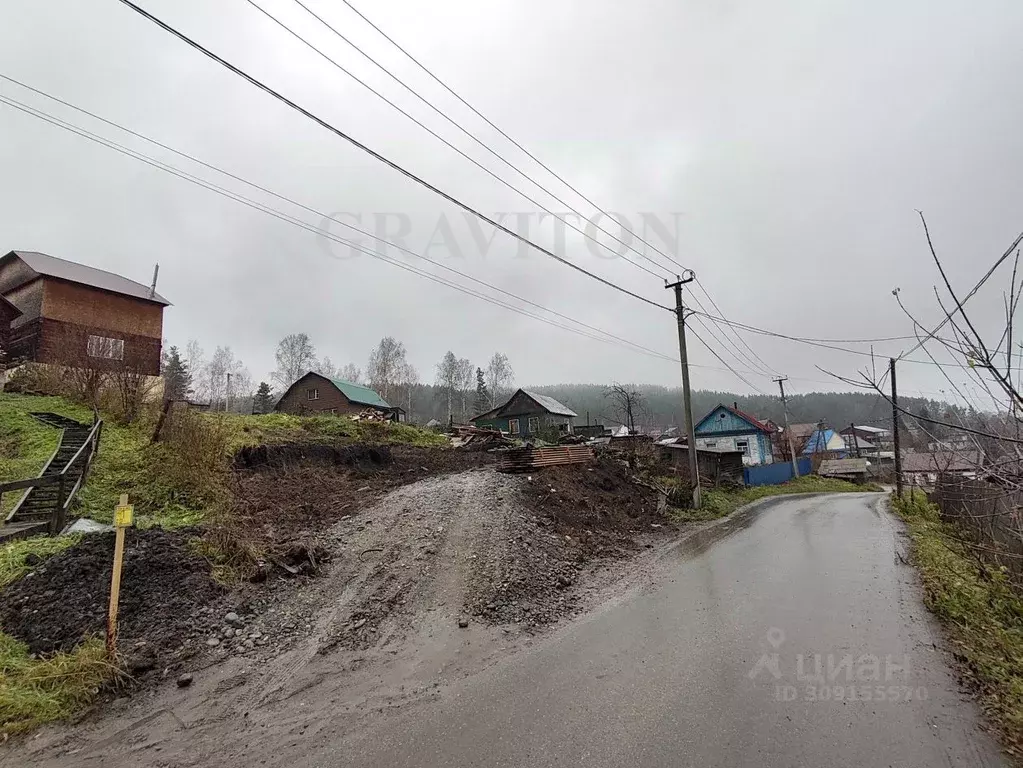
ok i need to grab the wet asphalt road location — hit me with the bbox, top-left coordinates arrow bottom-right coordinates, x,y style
333,493 -> 1005,767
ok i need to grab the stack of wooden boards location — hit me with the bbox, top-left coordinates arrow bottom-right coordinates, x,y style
496,445 -> 595,472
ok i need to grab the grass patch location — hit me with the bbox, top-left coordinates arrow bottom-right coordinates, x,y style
891,491 -> 1023,757
0,393 -> 448,530
0,535 -> 81,589
0,634 -> 115,738
664,474 -> 880,523
220,412 -> 449,451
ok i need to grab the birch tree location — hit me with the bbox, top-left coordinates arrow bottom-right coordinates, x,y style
486,352 -> 514,407
272,333 -> 317,389
367,336 -> 408,401
436,351 -> 459,423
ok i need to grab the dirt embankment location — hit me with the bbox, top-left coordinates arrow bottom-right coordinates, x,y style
0,529 -> 227,673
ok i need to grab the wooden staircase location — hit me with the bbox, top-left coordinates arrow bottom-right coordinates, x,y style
0,412 -> 103,541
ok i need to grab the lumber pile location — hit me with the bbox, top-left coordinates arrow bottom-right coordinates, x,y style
350,409 -> 390,422
496,445 -> 595,472
450,425 -> 513,449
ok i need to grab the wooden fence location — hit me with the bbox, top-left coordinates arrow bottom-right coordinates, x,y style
933,477 -> 1023,577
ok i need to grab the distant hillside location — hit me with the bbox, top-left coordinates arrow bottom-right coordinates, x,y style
404,382 -> 956,433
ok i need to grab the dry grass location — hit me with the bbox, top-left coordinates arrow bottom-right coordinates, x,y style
0,635 -> 117,738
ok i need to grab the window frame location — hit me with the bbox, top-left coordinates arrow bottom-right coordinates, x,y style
307,388 -> 319,401
735,439 -> 750,455
86,334 -> 124,361
508,418 -> 520,435
528,416 -> 540,434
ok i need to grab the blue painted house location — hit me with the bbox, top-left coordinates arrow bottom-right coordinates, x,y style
694,403 -> 775,466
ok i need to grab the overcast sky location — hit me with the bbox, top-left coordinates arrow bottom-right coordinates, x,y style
2,0 -> 1022,405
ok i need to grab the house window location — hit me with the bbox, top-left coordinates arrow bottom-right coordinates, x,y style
528,417 -> 540,433
736,439 -> 750,455
705,441 -> 717,448
508,418 -> 520,435
307,388 -> 319,401
87,335 -> 124,361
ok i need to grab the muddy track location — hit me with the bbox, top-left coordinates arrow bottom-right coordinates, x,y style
7,467 -> 672,768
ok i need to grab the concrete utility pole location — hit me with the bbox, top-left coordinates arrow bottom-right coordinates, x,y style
890,358 -> 903,498
774,376 -> 800,478
666,273 -> 701,509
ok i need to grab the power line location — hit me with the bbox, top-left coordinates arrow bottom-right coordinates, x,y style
268,0 -> 684,280
0,81 -> 807,399
335,0 -> 690,276
0,74 -> 676,364
243,0 -> 670,282
0,91 -> 682,365
113,0 -> 672,312
695,279 -> 779,375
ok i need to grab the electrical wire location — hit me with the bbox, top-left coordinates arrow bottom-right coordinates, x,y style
335,0 -> 690,276
112,0 -> 673,312
694,279 -> 779,375
0,81 -> 808,397
272,0 -> 684,280
0,92 -> 684,364
243,0 -> 670,282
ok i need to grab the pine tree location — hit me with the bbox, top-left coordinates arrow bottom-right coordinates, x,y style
162,345 -> 191,401
473,367 -> 490,416
253,381 -> 274,415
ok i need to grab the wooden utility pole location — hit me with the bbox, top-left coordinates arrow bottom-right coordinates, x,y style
666,273 -> 701,509
849,422 -> 861,458
773,376 -> 800,478
891,358 -> 903,498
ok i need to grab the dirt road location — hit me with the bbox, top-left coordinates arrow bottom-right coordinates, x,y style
9,491 -> 1006,766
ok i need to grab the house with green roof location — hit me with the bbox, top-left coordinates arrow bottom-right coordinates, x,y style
274,371 -> 405,421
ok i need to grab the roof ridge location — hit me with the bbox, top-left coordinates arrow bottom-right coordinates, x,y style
13,250 -> 152,291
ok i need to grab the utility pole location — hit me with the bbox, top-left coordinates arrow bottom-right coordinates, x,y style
891,358 -> 903,498
666,273 -> 701,509
773,376 -> 799,478
225,372 -> 232,413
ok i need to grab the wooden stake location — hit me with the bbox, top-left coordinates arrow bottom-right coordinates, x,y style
107,493 -> 132,655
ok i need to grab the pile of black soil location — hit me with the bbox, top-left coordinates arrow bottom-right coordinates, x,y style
523,459 -> 664,556
0,529 -> 225,669
234,443 -> 392,472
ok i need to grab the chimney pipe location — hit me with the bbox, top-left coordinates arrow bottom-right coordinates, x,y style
149,263 -> 160,299
733,401 -> 738,411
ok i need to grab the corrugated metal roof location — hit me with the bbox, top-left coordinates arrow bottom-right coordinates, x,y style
853,425 -> 888,434
327,377 -> 391,409
522,390 -> 577,417
901,451 -> 983,473
6,251 -> 171,305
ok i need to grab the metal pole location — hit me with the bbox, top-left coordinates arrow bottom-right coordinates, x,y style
774,376 -> 799,478
891,358 -> 903,498
666,275 -> 701,509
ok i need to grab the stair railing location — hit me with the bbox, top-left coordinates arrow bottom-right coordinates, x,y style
0,419 -> 104,535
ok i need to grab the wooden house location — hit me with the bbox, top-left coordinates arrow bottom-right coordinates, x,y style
274,372 -> 405,421
0,250 -> 169,375
471,389 -> 576,437
693,402 -> 775,466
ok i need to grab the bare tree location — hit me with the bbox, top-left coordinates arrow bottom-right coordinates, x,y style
313,355 -> 338,379
604,382 -> 645,435
455,357 -> 475,422
272,333 -> 317,390
367,336 -> 408,401
185,340 -> 205,387
394,361 -> 418,419
486,352 -> 514,407
435,351 -> 459,423
338,362 -> 362,384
